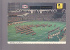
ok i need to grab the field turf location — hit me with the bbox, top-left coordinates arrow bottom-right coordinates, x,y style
8,21 -> 66,41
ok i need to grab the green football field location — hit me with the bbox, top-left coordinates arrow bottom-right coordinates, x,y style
8,21 -> 66,41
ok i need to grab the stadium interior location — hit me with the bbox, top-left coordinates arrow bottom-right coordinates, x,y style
8,3 -> 66,41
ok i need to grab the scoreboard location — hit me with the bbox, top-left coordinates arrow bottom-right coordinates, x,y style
30,6 -> 52,9
21,3 -> 66,10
